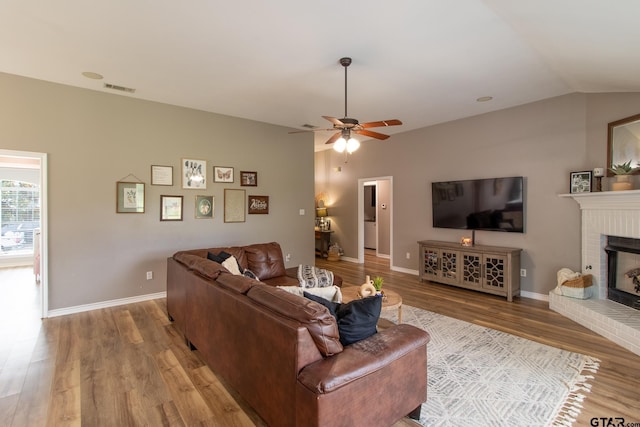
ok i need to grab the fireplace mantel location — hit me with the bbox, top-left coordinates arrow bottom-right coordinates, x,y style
551,189 -> 640,356
560,189 -> 640,210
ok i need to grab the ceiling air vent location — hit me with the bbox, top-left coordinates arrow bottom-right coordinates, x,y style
104,83 -> 136,93
302,124 -> 317,129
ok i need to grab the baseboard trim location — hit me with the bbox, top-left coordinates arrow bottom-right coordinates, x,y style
391,266 -> 419,275
520,290 -> 549,301
339,256 -> 359,264
47,291 -> 167,318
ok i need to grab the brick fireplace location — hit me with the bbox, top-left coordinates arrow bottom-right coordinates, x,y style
550,190 -> 640,356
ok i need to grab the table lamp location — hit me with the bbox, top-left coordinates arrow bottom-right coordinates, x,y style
316,207 -> 329,230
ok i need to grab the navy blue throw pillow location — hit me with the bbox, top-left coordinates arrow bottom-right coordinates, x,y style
304,292 -> 382,346
207,251 -> 232,264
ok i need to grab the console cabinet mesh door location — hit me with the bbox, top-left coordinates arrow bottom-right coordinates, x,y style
462,253 -> 507,290
483,254 -> 507,291
462,253 -> 482,287
420,246 -> 459,284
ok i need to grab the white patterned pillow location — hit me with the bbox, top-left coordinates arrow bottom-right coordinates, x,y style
222,256 -> 242,276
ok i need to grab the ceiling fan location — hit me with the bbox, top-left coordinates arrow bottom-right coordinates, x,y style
292,57 -> 403,153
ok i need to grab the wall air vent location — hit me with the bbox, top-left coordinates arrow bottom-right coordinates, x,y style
104,83 -> 136,93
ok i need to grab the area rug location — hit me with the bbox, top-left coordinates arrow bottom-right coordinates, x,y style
380,305 -> 600,427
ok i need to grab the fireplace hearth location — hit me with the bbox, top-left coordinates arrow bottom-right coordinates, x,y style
551,190 -> 640,357
605,236 -> 640,310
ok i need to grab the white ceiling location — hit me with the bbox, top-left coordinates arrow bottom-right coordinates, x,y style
2,1 -> 639,150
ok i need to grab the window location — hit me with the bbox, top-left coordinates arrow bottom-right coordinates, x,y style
1,180 -> 40,254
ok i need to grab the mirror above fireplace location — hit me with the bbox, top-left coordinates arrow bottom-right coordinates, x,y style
607,113 -> 640,177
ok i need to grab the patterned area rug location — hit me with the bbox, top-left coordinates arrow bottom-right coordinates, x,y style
380,305 -> 600,427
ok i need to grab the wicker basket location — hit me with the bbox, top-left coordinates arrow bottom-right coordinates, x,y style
561,274 -> 593,288
558,273 -> 593,299
326,253 -> 340,262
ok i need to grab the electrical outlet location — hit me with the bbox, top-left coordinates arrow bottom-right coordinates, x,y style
406,252 -> 411,259
146,271 -> 153,280
299,209 -> 305,215
520,269 -> 526,277
285,253 -> 291,262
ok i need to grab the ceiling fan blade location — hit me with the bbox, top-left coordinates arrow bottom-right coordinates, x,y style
359,119 -> 403,129
322,116 -> 345,126
325,132 -> 342,145
354,129 -> 390,140
288,128 -> 334,134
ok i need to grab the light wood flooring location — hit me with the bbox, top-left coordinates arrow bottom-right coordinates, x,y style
1,252 -> 639,426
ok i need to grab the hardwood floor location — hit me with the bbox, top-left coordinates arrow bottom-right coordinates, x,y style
1,253 -> 639,426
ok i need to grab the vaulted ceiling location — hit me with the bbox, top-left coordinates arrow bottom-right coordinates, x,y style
2,1 -> 639,150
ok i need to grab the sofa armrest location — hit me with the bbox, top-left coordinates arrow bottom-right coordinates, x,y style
297,324 -> 429,393
295,324 -> 429,427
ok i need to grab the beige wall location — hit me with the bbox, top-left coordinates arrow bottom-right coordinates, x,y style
316,92 -> 640,296
0,72 -> 316,311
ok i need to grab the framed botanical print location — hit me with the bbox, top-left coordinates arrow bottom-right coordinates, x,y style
116,182 -> 145,213
182,158 -> 207,189
195,195 -> 214,219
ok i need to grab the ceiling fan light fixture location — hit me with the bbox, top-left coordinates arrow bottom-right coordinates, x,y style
346,137 -> 360,153
334,137 -> 347,153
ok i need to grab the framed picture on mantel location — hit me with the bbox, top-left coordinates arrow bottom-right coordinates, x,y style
570,171 -> 592,194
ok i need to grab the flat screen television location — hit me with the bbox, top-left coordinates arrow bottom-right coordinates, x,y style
432,176 -> 525,233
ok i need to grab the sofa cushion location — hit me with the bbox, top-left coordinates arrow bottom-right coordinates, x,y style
244,242 -> 286,280
247,285 -> 343,357
304,293 -> 382,346
173,253 -> 229,280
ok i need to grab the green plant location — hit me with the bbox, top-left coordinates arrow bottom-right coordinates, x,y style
610,160 -> 635,175
372,276 -> 384,291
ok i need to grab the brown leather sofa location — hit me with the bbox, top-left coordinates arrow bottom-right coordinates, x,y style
167,242 -> 430,427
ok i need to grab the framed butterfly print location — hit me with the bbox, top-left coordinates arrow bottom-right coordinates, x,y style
214,166 -> 234,183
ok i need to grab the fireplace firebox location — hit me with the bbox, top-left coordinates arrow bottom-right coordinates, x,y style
605,236 -> 640,310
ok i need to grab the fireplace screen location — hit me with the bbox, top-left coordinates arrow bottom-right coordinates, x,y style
606,236 -> 640,310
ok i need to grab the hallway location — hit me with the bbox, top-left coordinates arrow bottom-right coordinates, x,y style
0,267 -> 42,409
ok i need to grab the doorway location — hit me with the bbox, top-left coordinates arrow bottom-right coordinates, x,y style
357,176 -> 392,265
0,149 -> 48,317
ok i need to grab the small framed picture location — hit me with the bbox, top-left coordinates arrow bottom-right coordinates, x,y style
214,166 -> 234,183
570,171 -> 592,194
116,182 -> 145,213
151,165 -> 173,186
224,189 -> 245,223
240,171 -> 258,186
248,195 -> 269,214
195,195 -> 214,219
182,158 -> 207,189
160,195 -> 183,221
